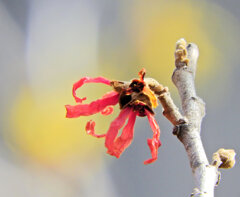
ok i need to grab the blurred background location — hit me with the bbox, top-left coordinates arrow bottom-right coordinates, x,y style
0,0 -> 239,196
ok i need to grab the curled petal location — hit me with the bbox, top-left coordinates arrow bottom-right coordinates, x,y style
111,109 -> 137,158
105,108 -> 132,157
85,120 -> 106,138
101,106 -> 114,116
65,91 -> 119,118
138,68 -> 146,82
144,110 -> 161,165
72,77 -> 111,103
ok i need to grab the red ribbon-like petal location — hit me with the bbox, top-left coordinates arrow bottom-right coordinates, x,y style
85,120 -> 106,138
105,108 -> 132,157
65,91 -> 119,118
110,109 -> 137,158
144,110 -> 161,165
72,77 -> 111,103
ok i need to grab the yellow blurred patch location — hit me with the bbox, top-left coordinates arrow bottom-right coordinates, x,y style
8,86 -> 119,166
129,1 -> 221,88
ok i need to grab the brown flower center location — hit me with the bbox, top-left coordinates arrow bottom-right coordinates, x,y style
111,68 -> 157,116
129,79 -> 145,93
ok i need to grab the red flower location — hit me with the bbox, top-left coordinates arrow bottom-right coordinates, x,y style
65,69 -> 161,164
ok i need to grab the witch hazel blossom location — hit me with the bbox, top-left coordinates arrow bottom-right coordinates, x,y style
65,68 -> 162,164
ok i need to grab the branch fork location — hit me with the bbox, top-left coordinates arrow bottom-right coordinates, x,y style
157,38 -> 236,197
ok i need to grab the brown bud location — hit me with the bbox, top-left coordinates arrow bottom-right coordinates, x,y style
212,148 -> 236,169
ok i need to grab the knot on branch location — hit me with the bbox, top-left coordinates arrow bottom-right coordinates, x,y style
190,188 -> 207,197
212,148 -> 236,169
172,122 -> 189,137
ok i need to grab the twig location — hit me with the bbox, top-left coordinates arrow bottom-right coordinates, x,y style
156,38 -> 236,197
173,38 -> 218,197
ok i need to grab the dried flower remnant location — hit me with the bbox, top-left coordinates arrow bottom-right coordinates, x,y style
175,38 -> 190,66
65,69 -> 162,164
212,148 -> 236,169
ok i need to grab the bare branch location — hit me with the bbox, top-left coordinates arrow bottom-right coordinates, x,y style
164,38 -> 221,197
172,38 -> 220,197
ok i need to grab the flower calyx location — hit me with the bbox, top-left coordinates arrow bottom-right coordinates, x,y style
110,69 -> 158,116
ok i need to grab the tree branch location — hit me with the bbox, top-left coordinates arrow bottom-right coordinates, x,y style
109,44 -> 235,196
172,39 -> 217,196
158,38 -> 236,197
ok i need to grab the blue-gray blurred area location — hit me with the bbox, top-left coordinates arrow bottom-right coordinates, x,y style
0,0 -> 239,196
